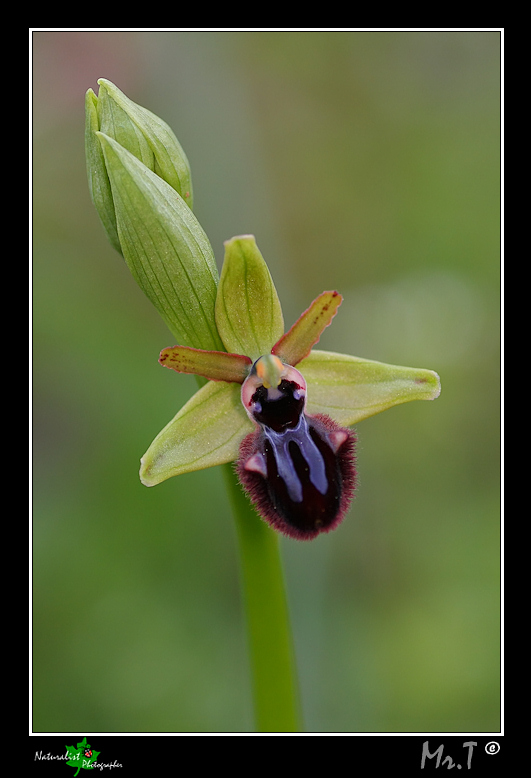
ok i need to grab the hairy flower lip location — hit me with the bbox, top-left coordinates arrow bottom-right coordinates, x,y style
236,414 -> 356,541
237,358 -> 357,540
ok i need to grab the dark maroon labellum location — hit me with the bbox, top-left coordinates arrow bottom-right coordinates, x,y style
237,357 -> 356,540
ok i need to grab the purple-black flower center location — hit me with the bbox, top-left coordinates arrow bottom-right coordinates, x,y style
249,379 -> 305,432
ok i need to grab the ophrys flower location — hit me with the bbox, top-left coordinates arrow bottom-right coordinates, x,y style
85,80 -> 440,542
139,235 -> 440,540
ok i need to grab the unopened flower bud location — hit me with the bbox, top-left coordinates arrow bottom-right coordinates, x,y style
85,78 -> 194,255
85,79 -> 222,350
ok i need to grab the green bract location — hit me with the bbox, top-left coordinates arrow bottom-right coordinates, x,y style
85,80 -> 441,491
96,134 -> 222,351
85,78 -> 221,351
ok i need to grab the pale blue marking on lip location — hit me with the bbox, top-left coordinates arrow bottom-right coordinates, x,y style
264,415 -> 328,503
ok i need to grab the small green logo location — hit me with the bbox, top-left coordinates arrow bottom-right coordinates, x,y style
65,737 -> 100,776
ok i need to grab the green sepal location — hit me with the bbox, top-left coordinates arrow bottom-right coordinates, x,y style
299,349 -> 441,426
273,291 -> 342,366
215,235 -> 284,362
85,88 -> 122,254
159,345 -> 252,383
140,381 -> 254,486
96,78 -> 194,208
97,132 -> 223,351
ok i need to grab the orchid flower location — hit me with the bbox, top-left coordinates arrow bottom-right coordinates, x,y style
86,79 -> 440,542
140,234 -> 440,540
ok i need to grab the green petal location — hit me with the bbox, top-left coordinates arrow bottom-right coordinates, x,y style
299,349 -> 441,426
140,381 -> 254,486
215,235 -> 284,362
97,132 -> 224,351
272,291 -> 342,366
97,78 -> 193,208
85,89 -> 122,254
159,345 -> 251,383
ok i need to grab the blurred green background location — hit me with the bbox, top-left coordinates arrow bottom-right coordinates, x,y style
33,30 -> 500,733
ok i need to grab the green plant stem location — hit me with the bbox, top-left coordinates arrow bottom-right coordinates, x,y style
223,464 -> 301,732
